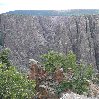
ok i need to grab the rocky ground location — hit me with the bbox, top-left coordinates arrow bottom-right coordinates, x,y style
60,92 -> 99,99
29,59 -> 99,99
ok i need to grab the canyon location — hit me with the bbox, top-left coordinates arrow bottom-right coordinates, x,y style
0,14 -> 99,71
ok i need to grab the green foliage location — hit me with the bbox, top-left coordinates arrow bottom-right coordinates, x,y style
41,51 -> 65,73
71,64 -> 94,94
63,51 -> 77,72
0,48 -> 11,69
92,73 -> 99,84
0,64 -> 36,99
74,64 -> 94,80
55,81 -> 73,95
41,51 -> 94,95
0,31 -> 3,46
41,51 -> 78,73
55,78 -> 89,95
58,64 -> 93,95
0,49 -> 36,99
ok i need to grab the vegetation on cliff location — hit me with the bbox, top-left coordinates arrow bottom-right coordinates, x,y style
0,48 -> 36,99
0,48 -> 98,98
41,51 -> 95,95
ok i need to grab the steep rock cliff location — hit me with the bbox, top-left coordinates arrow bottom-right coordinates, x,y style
0,14 -> 99,71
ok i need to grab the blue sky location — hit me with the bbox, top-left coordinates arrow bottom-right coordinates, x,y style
0,0 -> 99,14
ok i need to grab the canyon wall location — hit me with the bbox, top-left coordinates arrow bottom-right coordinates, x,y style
0,14 -> 99,71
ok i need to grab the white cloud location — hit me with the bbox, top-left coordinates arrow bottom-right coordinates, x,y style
0,0 -> 99,14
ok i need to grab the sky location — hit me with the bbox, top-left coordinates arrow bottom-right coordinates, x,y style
0,0 -> 99,14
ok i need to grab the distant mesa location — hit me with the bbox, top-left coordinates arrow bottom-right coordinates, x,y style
3,9 -> 99,16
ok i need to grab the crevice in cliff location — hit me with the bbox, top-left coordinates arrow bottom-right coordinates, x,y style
88,16 -> 99,71
85,17 -> 94,66
67,19 -> 81,62
94,45 -> 99,71
0,15 -> 1,26
0,15 -> 1,31
85,17 -> 88,33
73,19 -> 81,62
75,20 -> 79,34
38,17 -> 49,39
88,16 -> 96,38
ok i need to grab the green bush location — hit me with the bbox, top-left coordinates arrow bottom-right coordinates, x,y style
41,51 -> 65,73
0,48 -> 36,99
41,51 -> 78,73
72,63 -> 94,94
0,48 -> 11,69
0,64 -> 36,99
55,81 -> 73,95
59,51 -> 77,72
41,51 -> 94,95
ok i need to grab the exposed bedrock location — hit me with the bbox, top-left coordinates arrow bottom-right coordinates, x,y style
0,14 -> 99,71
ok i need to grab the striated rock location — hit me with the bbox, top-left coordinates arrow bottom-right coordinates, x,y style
0,14 -> 99,71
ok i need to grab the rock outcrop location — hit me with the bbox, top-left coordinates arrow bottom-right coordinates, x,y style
60,92 -> 99,99
0,14 -> 99,71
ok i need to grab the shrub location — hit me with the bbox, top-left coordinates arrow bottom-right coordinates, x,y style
63,51 -> 77,72
41,51 -> 78,73
55,81 -> 73,95
72,63 -> 94,94
41,51 -> 65,73
0,48 -> 11,70
0,48 -> 36,99
41,51 -> 94,95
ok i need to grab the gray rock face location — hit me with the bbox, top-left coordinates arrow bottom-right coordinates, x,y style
0,14 -> 99,71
